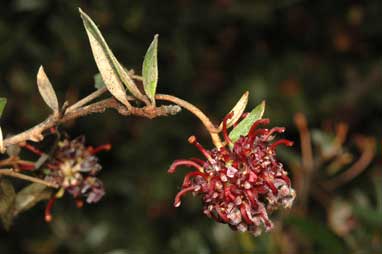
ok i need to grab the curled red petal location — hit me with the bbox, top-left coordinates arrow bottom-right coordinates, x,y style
270,139 -> 294,150
265,180 -> 278,195
240,203 -> 253,225
17,162 -> 35,171
215,205 -> 229,223
245,189 -> 258,209
89,144 -> 112,154
222,112 -> 234,146
182,171 -> 207,187
21,143 -> 43,156
174,186 -> 197,207
276,175 -> 291,186
188,136 -> 212,160
45,196 -> 57,222
263,127 -> 285,140
168,159 -> 203,174
190,157 -> 206,165
233,112 -> 249,127
249,119 -> 270,137
224,185 -> 236,201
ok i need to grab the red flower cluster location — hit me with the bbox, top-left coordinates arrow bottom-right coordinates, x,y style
168,116 -> 295,236
35,136 -> 110,221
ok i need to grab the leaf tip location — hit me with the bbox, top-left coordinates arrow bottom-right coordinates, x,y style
36,66 -> 59,112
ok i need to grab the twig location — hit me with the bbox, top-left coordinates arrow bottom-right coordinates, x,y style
3,97 -> 180,149
155,94 -> 223,148
67,87 -> 108,112
0,169 -> 58,188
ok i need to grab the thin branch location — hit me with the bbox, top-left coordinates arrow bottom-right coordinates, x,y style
0,169 -> 58,188
155,94 -> 223,148
67,87 -> 108,112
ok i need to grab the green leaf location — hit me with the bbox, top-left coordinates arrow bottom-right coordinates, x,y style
79,8 -> 144,106
14,183 -> 51,217
94,73 -> 105,89
218,91 -> 249,130
0,97 -> 7,118
0,179 -> 16,230
228,100 -> 266,143
142,34 -> 158,103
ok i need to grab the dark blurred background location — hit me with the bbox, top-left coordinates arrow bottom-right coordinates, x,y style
0,0 -> 382,253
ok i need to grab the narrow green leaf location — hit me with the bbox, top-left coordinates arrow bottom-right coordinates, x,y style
142,34 -> 158,103
94,73 -> 105,89
79,8 -> 144,106
14,183 -> 51,217
0,179 -> 16,230
37,66 -> 59,113
0,97 -> 7,118
229,100 -> 266,143
218,91 -> 249,130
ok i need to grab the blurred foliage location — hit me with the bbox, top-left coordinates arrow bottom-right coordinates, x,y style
0,0 -> 382,253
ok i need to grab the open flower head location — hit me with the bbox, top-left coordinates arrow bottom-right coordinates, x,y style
168,111 -> 295,236
44,136 -> 108,204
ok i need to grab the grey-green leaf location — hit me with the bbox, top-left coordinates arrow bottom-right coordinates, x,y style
14,183 -> 51,217
228,100 -> 266,143
218,91 -> 249,130
37,66 -> 59,113
94,73 -> 105,89
79,8 -> 144,106
0,97 -> 7,118
142,34 -> 159,103
0,179 -> 16,230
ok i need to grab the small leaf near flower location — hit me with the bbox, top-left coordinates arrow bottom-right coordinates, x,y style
142,34 -> 159,104
218,91 -> 249,130
37,66 -> 59,113
94,73 -> 105,89
229,100 -> 266,143
79,8 -> 144,106
14,183 -> 52,217
0,179 -> 16,230
0,97 -> 7,118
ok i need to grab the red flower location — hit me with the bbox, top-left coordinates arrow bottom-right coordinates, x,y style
168,115 -> 295,236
